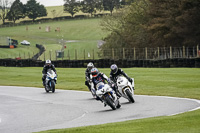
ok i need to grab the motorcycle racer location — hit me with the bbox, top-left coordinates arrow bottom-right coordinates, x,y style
110,64 -> 133,84
90,67 -> 109,89
109,64 -> 134,96
85,62 -> 94,91
42,59 -> 57,86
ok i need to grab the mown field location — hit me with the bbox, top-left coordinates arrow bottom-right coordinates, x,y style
0,18 -> 108,60
0,67 -> 199,133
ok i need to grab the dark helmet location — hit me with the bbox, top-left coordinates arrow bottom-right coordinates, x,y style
110,64 -> 118,74
91,67 -> 99,77
87,62 -> 94,70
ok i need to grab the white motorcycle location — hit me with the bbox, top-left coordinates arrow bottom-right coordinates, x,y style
116,76 -> 135,103
45,70 -> 57,93
96,82 -> 121,110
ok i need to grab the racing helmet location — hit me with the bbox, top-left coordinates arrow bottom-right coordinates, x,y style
91,67 -> 99,77
46,59 -> 51,65
87,62 -> 94,70
110,64 -> 118,74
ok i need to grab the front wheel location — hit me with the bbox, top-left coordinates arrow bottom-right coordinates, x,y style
49,80 -> 55,93
105,95 -> 116,110
45,86 -> 49,93
125,89 -> 135,103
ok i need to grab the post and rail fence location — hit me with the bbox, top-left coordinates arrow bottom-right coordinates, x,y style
0,44 -> 200,68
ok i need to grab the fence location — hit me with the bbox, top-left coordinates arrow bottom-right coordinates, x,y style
0,45 -> 199,61
102,46 -> 200,60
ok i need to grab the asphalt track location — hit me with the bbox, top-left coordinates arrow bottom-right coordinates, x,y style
0,86 -> 200,133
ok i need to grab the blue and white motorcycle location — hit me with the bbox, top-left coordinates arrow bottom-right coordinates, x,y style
45,70 -> 57,93
96,82 -> 121,110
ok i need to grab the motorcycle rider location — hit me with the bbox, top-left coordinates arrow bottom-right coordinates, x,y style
85,62 -> 94,91
110,64 -> 134,95
42,59 -> 57,86
91,67 -> 118,107
90,67 -> 111,102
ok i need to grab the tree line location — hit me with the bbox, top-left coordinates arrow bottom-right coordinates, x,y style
0,0 -> 133,24
100,0 -> 200,49
63,0 -> 133,17
0,0 -> 47,24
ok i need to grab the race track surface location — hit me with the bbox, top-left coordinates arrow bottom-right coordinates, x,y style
0,86 -> 199,133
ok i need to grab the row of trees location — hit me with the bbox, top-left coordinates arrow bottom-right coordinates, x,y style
0,0 -> 47,24
64,0 -> 134,17
0,0 -> 134,24
101,0 -> 200,49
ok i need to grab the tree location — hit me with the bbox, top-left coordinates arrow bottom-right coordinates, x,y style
95,0 -> 104,12
103,0 -> 120,15
174,0 -> 200,46
6,0 -> 25,23
80,0 -> 97,16
64,0 -> 80,17
147,0 -> 200,47
25,0 -> 47,22
0,0 -> 10,24
100,0 -> 150,49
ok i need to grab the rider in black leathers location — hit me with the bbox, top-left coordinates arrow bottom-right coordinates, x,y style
85,62 -> 94,91
109,64 -> 133,96
42,59 -> 57,86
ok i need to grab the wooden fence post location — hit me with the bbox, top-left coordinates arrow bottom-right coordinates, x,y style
183,46 -> 185,58
55,51 -> 57,61
84,49 -> 85,60
123,48 -> 125,59
75,49 -> 77,60
68,50 -> 70,60
145,47 -> 148,60
170,46 -> 172,58
49,50 -> 52,60
157,47 -> 160,59
197,45 -> 199,58
134,47 -> 136,60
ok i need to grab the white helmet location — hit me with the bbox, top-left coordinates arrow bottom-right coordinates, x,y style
46,59 -> 51,65
87,62 -> 94,70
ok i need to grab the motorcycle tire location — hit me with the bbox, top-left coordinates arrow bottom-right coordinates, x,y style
125,89 -> 135,103
51,80 -> 55,93
105,95 -> 116,110
45,86 -> 49,93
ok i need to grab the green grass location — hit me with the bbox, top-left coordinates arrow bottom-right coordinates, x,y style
0,18 -> 105,42
0,67 -> 200,133
62,41 -> 100,60
38,110 -> 200,133
0,18 -> 108,59
0,45 -> 39,59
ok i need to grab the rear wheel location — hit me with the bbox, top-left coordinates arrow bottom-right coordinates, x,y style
105,95 -> 116,110
125,89 -> 135,103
